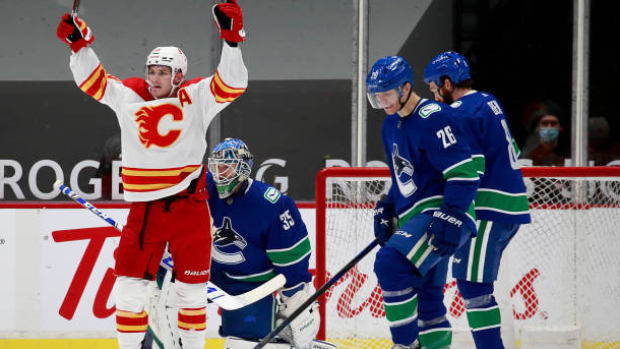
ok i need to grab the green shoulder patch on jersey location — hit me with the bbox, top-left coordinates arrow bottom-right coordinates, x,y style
419,103 -> 442,118
450,101 -> 462,108
264,187 -> 281,204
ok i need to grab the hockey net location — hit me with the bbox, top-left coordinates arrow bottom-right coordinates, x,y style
315,166 -> 620,349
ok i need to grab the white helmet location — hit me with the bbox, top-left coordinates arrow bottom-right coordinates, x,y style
146,46 -> 188,76
145,46 -> 188,97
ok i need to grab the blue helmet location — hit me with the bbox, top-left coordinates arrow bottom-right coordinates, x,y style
423,51 -> 470,87
366,55 -> 413,109
207,138 -> 254,199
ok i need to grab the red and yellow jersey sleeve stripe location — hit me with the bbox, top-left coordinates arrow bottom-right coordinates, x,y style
78,63 -> 108,101
121,165 -> 201,192
210,70 -> 246,103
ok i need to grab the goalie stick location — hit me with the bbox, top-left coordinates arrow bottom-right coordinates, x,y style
254,238 -> 381,349
53,180 -> 286,311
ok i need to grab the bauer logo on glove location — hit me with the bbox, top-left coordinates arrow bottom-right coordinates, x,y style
432,210 -> 463,227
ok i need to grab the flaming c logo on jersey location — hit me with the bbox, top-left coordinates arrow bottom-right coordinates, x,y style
135,104 -> 183,148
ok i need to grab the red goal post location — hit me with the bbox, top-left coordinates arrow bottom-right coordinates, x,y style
315,166 -> 620,348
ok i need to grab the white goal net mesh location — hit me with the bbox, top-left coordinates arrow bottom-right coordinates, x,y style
315,167 -> 620,349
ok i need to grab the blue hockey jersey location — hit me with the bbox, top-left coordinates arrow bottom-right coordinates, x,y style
383,98 -> 480,234
451,91 -> 531,224
206,173 -> 312,289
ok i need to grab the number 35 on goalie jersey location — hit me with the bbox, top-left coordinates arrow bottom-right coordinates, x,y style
206,173 -> 312,289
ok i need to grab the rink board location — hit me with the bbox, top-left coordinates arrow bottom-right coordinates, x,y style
1,206 -> 619,348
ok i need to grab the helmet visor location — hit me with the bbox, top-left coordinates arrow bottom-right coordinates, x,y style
367,89 -> 400,109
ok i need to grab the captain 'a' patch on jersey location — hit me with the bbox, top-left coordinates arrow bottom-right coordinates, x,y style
392,144 -> 417,197
212,217 -> 248,265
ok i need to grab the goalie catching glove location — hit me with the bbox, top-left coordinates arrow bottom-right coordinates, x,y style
277,283 -> 320,349
212,0 -> 246,46
56,13 -> 94,53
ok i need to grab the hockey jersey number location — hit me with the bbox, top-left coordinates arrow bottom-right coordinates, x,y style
280,210 -> 295,230
437,126 -> 457,149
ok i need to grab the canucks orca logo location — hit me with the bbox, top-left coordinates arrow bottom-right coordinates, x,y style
212,217 -> 248,265
392,144 -> 417,197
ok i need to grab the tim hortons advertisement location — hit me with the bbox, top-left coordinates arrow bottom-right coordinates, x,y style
0,207 -> 314,337
1,207 -> 619,342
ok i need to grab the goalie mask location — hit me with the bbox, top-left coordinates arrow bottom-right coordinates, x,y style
208,138 -> 254,199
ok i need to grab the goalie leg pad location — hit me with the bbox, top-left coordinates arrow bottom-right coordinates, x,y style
277,283 -> 320,349
224,337 -> 291,349
223,337 -> 338,349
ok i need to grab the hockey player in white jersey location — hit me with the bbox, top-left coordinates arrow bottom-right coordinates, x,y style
56,2 -> 248,349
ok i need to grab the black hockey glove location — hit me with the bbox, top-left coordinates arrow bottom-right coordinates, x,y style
373,200 -> 396,246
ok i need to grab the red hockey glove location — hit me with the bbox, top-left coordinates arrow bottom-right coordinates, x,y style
57,13 -> 95,53
212,0 -> 246,46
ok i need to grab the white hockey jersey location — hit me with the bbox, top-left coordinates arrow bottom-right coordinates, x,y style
69,44 -> 248,202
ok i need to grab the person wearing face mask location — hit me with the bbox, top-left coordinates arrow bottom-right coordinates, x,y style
525,112 -> 567,166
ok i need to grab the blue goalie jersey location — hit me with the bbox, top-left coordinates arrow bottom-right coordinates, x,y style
451,91 -> 531,224
382,98 -> 480,234
206,173 -> 312,289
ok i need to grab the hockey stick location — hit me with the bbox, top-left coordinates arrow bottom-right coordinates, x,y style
54,180 -> 123,230
53,180 -> 286,311
71,0 -> 80,16
254,238 -> 381,349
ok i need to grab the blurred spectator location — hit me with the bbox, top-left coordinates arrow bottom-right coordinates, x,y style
519,100 -> 563,149
522,110 -> 569,166
95,135 -> 122,200
588,116 -> 620,165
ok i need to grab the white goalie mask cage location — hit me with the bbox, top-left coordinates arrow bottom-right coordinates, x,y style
208,138 -> 254,199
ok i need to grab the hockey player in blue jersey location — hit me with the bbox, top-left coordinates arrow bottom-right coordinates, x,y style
367,55 -> 481,349
424,51 -> 532,349
206,138 -> 334,349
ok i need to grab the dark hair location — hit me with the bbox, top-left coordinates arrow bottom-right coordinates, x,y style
440,76 -> 473,89
529,110 -> 560,133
